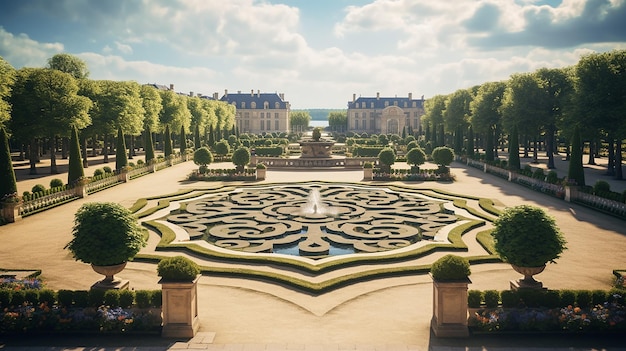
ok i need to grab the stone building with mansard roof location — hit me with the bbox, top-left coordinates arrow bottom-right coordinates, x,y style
219,90 -> 290,134
347,93 -> 425,135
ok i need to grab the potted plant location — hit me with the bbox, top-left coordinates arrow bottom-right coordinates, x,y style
157,256 -> 201,338
65,202 -> 147,289
430,254 -> 471,337
491,205 -> 567,289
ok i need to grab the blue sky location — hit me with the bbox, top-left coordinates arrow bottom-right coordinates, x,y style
0,0 -> 625,109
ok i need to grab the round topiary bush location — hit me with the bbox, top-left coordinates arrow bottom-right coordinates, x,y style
157,256 -> 200,282
492,205 -> 566,267
593,180 -> 611,194
65,202 -> 147,266
31,184 -> 46,194
50,178 -> 64,188
430,254 -> 471,281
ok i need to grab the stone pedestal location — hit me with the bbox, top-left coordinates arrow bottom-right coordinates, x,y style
564,185 -> 578,202
256,168 -> 266,180
431,276 -> 470,338
160,276 -> 200,338
91,263 -> 130,290
1,201 -> 22,223
363,168 -> 373,181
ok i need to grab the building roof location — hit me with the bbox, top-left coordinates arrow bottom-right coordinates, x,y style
220,91 -> 289,109
348,96 -> 424,109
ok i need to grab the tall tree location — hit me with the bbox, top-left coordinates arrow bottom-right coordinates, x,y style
423,94 -> 446,146
180,125 -> 187,156
0,57 -> 15,126
444,89 -> 472,154
0,126 -> 17,199
144,125 -> 155,164
470,81 -> 506,162
194,124 -> 201,149
159,89 -> 191,134
10,68 -> 91,174
290,111 -> 311,132
67,124 -> 84,185
47,53 -> 89,79
508,126 -> 520,171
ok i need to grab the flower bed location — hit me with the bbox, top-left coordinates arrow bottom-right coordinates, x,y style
373,168 -> 455,181
188,169 -> 256,181
468,288 -> 626,334
0,278 -> 162,335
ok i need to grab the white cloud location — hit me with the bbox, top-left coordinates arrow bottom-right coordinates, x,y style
114,41 -> 133,55
0,27 -> 63,68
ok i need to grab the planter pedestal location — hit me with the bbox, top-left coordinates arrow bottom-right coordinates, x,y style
91,263 -> 129,290
363,168 -> 373,181
431,276 -> 470,338
1,201 -> 22,223
510,265 -> 546,290
160,276 -> 200,338
256,168 -> 266,180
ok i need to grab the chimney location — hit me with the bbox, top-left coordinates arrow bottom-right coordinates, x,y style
224,89 -> 228,97
257,90 -> 260,97
197,92 -> 202,97
376,92 -> 380,100
213,92 -> 219,100
190,91 -> 193,97
353,93 -> 356,103
170,83 -> 174,91
251,89 -> 254,97
279,93 -> 285,100
408,92 -> 412,100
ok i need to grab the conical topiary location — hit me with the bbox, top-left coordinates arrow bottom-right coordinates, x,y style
0,126 -> 17,199
115,126 -> 128,171
508,126 -> 520,171
194,125 -> 201,149
180,125 -> 186,156
568,126 -> 585,186
144,126 -> 155,163
164,125 -> 173,158
67,125 -> 84,186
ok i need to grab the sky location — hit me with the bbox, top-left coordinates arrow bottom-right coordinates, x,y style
0,0 -> 625,109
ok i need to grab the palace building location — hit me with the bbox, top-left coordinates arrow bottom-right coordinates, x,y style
347,93 -> 425,135
219,90 -> 290,134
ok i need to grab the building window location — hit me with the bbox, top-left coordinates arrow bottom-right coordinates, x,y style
404,102 -> 407,108
370,119 -> 375,130
412,102 -> 417,107
260,120 -> 265,131
363,120 -> 367,129
264,101 -> 269,109
394,101 -> 398,106
355,120 -> 359,129
414,118 -> 418,127
385,101 -> 389,107
261,112 -> 265,119
275,102 -> 280,109
370,112 -> 375,119
275,113 -> 279,119
244,120 -> 249,130
275,120 -> 279,130
354,112 -> 358,118
361,112 -> 366,118
371,102 -> 374,108
251,102 -> 256,109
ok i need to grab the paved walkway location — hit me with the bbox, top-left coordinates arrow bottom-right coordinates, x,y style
1,152 -> 625,350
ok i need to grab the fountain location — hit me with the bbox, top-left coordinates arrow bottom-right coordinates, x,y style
299,127 -> 335,158
299,188 -> 336,217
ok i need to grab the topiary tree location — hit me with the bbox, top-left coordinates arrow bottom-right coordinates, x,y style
65,202 -> 146,266
492,205 -> 566,288
232,147 -> 251,173
406,140 -> 418,152
431,254 -> 471,281
144,126 -> 155,164
432,146 -> 454,173
157,256 -> 200,282
0,126 -> 18,201
567,126 -> 585,186
179,125 -> 186,156
193,147 -> 213,173
466,125 -> 475,158
406,147 -> 426,173
194,125 -> 201,149
377,147 -> 396,173
115,126 -> 128,171
164,124 -> 173,158
67,125 -> 84,186
214,139 -> 230,156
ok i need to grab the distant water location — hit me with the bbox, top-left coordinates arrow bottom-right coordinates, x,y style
310,120 -> 328,128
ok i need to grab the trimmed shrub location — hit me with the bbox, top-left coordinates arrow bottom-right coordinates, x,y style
31,184 -> 46,194
103,166 -> 112,174
157,256 -> 201,281
484,290 -> 500,308
11,290 -> 25,306
103,290 -> 120,307
88,288 -> 106,307
119,289 -> 134,308
592,290 -> 608,305
73,290 -> 89,307
93,168 -> 104,177
0,289 -> 11,307
532,168 -> 545,180
594,180 -> 611,194
430,254 -> 471,281
57,290 -> 74,307
559,289 -> 576,306
39,289 -> 56,305
135,290 -> 152,308
576,290 -> 592,308
543,290 -> 561,308
151,290 -> 162,307
24,289 -> 38,304
468,290 -> 482,308
546,170 -> 559,184
50,178 -> 64,188
501,290 -> 517,308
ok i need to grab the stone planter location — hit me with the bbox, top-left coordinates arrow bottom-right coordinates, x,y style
1,201 -> 22,223
431,275 -> 470,337
363,168 -> 373,181
160,276 -> 200,338
510,264 -> 546,290
91,262 -> 129,290
256,168 -> 266,180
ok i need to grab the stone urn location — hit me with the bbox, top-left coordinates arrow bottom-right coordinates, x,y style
1,199 -> 22,223
91,262 -> 129,290
510,264 -> 546,290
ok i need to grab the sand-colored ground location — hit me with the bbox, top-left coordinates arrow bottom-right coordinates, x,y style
1,152 -> 625,350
